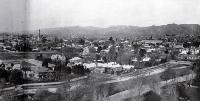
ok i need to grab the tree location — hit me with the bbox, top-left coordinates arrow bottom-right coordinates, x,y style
119,52 -> 132,65
139,48 -> 146,58
191,59 -> 200,86
21,60 -> 32,78
16,94 -> 29,101
192,59 -> 200,74
102,57 -> 108,63
108,46 -> 117,62
109,37 -> 113,42
54,62 -> 62,72
0,62 -> 5,68
97,46 -> 102,53
0,69 -> 7,89
95,54 -> 101,61
192,41 -> 200,48
72,64 -> 85,75
170,50 -> 180,60
0,68 -> 9,82
41,36 -> 47,43
85,68 -> 91,74
132,43 -> 140,54
42,58 -> 52,68
143,91 -> 161,101
148,55 -> 157,66
54,36 -> 60,44
160,58 -> 167,63
9,69 -> 24,85
72,64 -> 90,75
78,38 -> 85,45
21,66 -> 31,78
183,42 -> 191,48
61,66 -> 72,74
15,38 -> 32,52
108,37 -> 115,44
36,54 -> 43,61
164,49 -> 169,54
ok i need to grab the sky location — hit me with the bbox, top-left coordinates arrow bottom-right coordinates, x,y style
0,0 -> 29,32
0,0 -> 200,32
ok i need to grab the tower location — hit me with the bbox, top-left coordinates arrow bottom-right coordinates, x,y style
38,29 -> 41,41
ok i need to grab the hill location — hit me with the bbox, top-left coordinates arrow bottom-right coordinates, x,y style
3,24 -> 200,39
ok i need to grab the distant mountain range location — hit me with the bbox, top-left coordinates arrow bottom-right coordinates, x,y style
5,24 -> 200,39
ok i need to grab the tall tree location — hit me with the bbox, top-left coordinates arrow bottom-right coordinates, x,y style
108,46 -> 117,62
132,43 -> 140,54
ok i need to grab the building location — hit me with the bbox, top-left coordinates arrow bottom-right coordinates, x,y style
140,40 -> 163,45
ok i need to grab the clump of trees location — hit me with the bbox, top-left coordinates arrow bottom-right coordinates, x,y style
72,64 -> 90,75
78,38 -> 85,45
15,35 -> 33,52
108,45 -> 117,62
0,68 -> 24,85
143,91 -> 161,101
9,69 -> 24,85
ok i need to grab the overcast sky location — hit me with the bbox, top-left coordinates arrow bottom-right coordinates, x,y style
0,0 -> 200,32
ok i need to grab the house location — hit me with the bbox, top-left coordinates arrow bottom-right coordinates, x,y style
83,63 -> 97,69
82,47 -> 90,56
178,54 -> 200,61
146,48 -> 156,53
51,54 -> 66,62
140,40 -> 163,45
142,57 -> 151,62
69,57 -> 83,64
